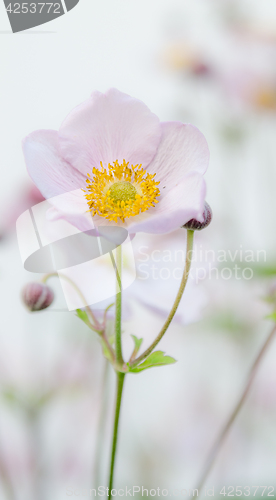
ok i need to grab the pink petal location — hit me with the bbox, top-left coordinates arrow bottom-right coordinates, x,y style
58,88 -> 162,176
47,207 -> 137,241
23,130 -> 86,200
147,121 -> 209,191
126,172 -> 206,234
47,207 -> 95,232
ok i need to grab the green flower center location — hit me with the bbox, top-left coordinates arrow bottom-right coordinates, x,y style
109,181 -> 137,203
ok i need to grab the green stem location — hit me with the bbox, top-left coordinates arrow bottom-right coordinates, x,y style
107,245 -> 125,497
115,245 -> 124,365
42,272 -> 100,329
108,372 -> 125,498
130,229 -> 194,368
43,272 -> 116,362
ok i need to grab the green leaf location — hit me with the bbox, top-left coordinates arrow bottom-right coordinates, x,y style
129,351 -> 177,373
131,335 -> 143,352
75,309 -> 92,329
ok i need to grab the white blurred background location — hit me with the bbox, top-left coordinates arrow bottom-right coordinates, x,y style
1,0 -> 276,498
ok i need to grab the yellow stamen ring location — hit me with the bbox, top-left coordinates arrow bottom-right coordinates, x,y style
84,159 -> 160,223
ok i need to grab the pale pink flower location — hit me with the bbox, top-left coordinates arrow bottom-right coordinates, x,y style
23,89 -> 209,235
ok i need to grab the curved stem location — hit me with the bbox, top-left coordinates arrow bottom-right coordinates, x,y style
43,272 -> 116,363
42,272 -> 100,329
103,303 -> 115,330
108,372 -> 125,499
102,331 -> 116,364
114,246 -> 124,365
130,229 -> 194,368
193,324 -> 276,498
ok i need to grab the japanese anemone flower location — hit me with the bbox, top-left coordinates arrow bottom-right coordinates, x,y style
23,89 -> 209,235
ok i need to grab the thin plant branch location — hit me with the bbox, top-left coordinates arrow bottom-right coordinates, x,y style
193,323 -> 276,498
43,272 -> 116,362
130,229 -> 194,368
42,272 -> 101,330
103,303 -> 115,330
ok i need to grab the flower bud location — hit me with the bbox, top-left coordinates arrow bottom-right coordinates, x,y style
22,282 -> 54,312
183,202 -> 212,231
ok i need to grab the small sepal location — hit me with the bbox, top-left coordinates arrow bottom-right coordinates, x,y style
183,201 -> 212,231
76,309 -> 93,329
129,351 -> 177,373
129,335 -> 144,363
